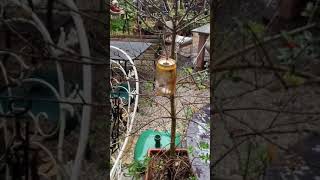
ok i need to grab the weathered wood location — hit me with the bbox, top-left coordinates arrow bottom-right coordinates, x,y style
77,0 -> 105,11
195,33 -> 209,71
279,0 -> 308,20
111,35 -> 161,42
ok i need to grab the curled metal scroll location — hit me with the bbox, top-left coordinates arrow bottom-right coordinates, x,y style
110,46 -> 139,179
0,0 -> 92,179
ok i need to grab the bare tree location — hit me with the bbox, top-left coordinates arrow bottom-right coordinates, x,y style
210,0 -> 320,179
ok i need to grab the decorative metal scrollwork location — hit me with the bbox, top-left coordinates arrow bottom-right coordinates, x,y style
0,0 -> 92,179
110,46 -> 139,179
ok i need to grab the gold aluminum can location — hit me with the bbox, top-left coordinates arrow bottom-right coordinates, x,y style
155,57 -> 177,96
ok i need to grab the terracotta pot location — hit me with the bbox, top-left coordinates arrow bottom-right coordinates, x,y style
144,148 -> 190,180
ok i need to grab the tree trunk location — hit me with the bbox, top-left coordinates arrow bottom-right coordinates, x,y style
170,29 -> 177,59
169,95 -> 176,156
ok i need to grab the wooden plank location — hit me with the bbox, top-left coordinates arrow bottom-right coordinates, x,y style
77,0 -> 104,11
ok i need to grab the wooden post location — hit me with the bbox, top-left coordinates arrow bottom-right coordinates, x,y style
195,33 -> 208,71
279,0 -> 306,20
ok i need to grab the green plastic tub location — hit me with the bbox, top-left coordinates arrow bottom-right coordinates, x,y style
134,129 -> 181,161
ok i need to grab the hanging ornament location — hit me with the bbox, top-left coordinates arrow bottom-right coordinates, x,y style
110,0 -> 125,15
155,57 -> 177,96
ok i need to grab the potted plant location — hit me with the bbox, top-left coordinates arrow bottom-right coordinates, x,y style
145,148 -> 193,180
144,130 -> 193,179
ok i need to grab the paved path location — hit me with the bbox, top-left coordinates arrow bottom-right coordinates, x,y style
266,134 -> 320,180
187,104 -> 210,180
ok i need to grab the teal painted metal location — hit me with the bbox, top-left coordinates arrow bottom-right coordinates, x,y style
110,83 -> 131,101
0,82 -> 60,123
134,129 -> 181,161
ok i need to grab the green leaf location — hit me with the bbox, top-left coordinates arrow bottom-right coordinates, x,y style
199,141 -> 209,150
188,146 -> 194,154
183,67 -> 193,75
283,72 -> 305,86
184,106 -> 193,119
199,153 -> 210,163
111,18 -> 125,32
198,84 -> 207,89
145,81 -> 154,92
248,21 -> 266,37
127,160 -> 147,178
189,175 -> 197,180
